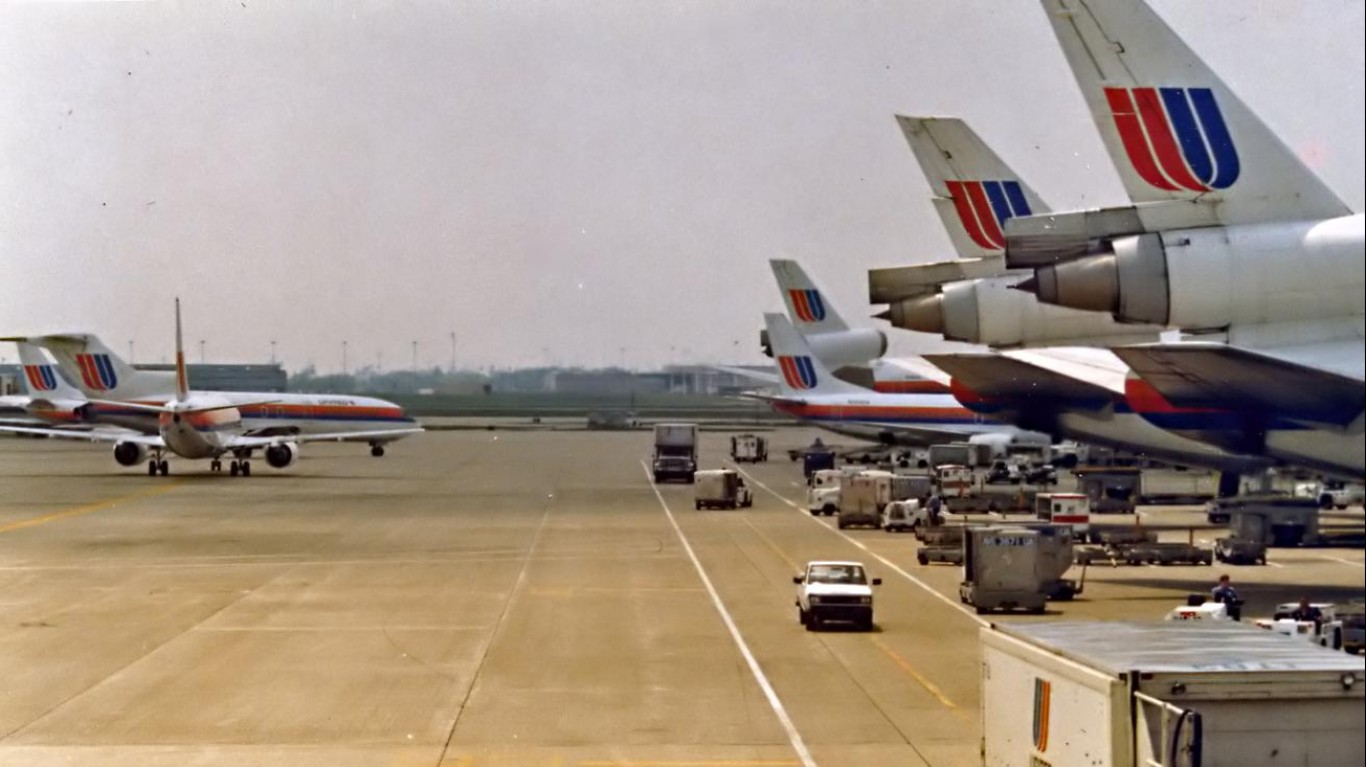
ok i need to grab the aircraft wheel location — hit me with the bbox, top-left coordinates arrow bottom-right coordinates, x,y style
371,444 -> 385,457
158,460 -> 170,476
230,461 -> 240,477
148,461 -> 158,476
241,460 -> 252,477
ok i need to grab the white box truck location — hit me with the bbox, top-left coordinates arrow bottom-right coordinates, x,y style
693,469 -> 752,510
651,423 -> 697,483
729,434 -> 768,463
838,470 -> 893,529
981,621 -> 1365,766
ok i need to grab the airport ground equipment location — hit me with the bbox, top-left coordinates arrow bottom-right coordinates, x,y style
928,441 -> 992,468
837,470 -> 893,529
729,434 -> 767,463
1340,602 -> 1365,655
1213,536 -> 1267,565
1072,466 -> 1140,513
1212,495 -> 1322,547
958,525 -> 1081,613
1033,492 -> 1091,541
917,545 -> 963,566
980,621 -> 1365,766
1117,541 -> 1213,566
651,423 -> 698,483
793,560 -> 881,631
1256,603 -> 1347,652
1321,480 -> 1365,510
693,469 -> 752,510
806,468 -> 844,516
880,499 -> 924,533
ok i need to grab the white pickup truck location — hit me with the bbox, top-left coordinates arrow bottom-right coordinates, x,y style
793,560 -> 881,631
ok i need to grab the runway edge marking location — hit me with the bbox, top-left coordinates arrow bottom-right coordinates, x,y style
641,461 -> 820,767
733,467 -> 988,628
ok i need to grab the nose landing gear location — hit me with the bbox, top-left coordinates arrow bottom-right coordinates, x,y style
370,443 -> 386,457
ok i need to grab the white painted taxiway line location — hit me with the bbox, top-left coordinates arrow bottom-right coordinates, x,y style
642,462 -> 819,767
735,467 -> 988,628
1323,556 -> 1366,569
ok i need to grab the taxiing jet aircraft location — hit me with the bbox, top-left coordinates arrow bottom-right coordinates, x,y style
1,301 -> 423,476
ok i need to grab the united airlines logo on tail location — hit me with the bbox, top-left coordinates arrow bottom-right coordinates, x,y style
1032,678 -> 1052,753
777,355 -> 817,390
946,180 -> 1031,251
787,289 -> 827,323
1104,87 -> 1240,192
75,353 -> 118,391
24,365 -> 58,392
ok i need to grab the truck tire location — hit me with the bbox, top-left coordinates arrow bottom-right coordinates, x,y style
916,552 -> 928,566
798,608 -> 808,626
805,614 -> 819,631
695,502 -> 702,510
837,518 -> 848,529
859,616 -> 874,631
975,605 -> 991,615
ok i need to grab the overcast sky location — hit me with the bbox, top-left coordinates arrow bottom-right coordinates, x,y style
2,0 -> 1361,372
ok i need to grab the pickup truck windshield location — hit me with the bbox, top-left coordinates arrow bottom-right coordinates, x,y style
807,565 -> 866,585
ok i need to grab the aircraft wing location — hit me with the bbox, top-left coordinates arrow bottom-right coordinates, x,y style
221,427 -> 425,449
924,353 -> 1114,409
0,425 -> 161,445
1112,343 -> 1365,425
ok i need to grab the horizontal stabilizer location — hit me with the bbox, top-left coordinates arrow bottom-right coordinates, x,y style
1004,201 -> 1220,267
868,257 -> 1006,304
1112,343 -> 1365,425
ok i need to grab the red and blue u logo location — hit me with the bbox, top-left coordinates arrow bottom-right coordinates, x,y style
1105,86 -> 1240,193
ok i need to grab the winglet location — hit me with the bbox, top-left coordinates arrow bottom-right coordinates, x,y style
174,298 -> 189,401
1040,0 -> 1348,224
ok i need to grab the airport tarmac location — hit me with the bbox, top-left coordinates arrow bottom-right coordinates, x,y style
1,428 -> 1363,767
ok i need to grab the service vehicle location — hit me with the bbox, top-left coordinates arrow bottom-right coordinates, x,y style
837,470 -> 893,529
693,469 -> 752,510
934,464 -> 975,497
651,423 -> 697,483
1256,602 -> 1347,651
793,560 -> 881,631
1214,536 -> 1267,565
880,499 -> 926,533
981,621 -> 1365,766
928,441 -> 991,468
806,468 -> 844,516
1033,492 -> 1091,541
728,434 -> 768,463
959,525 -> 1079,613
985,459 -> 1024,485
1340,603 -> 1366,654
1321,480 -> 1366,509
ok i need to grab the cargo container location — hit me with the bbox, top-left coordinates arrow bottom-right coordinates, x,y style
981,621 -> 1365,766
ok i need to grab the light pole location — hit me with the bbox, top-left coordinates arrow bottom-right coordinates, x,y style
449,332 -> 457,373
342,340 -> 348,375
128,340 -> 134,363
199,339 -> 205,364
411,340 -> 418,372
270,340 -> 277,365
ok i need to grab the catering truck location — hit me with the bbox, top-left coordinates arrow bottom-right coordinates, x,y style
651,423 -> 697,483
980,621 -> 1364,766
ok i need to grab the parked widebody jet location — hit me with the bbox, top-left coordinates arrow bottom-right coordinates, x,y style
756,313 -> 1045,452
1012,0 -> 1364,478
0,342 -> 95,428
1,303 -> 422,475
860,115 -> 1267,476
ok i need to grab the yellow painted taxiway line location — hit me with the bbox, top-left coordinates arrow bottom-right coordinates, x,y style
0,481 -> 184,535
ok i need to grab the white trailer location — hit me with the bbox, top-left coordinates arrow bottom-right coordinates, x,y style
981,621 -> 1365,766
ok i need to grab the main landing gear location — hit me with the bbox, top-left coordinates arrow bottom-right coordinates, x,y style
147,459 -> 170,476
207,457 -> 251,476
370,443 -> 386,457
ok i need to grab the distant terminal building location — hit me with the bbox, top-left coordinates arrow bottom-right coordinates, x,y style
0,363 -> 286,394
135,363 -> 287,393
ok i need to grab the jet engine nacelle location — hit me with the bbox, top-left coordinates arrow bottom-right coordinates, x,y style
113,441 -> 148,467
883,276 -> 1159,348
1031,215 -> 1365,329
759,327 -> 886,367
265,443 -> 299,469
